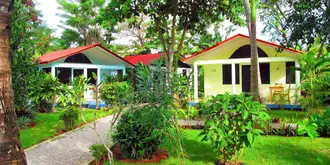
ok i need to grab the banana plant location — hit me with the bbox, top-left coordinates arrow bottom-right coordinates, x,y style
292,45 -> 330,110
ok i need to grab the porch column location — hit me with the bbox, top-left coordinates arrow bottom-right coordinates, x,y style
51,66 -> 55,78
97,68 -> 101,85
231,63 -> 236,94
84,68 -> 87,78
123,68 -> 126,75
295,61 -> 301,95
194,63 -> 198,101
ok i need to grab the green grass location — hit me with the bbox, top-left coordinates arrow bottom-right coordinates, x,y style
268,110 -> 309,123
110,130 -> 330,165
20,109 -> 112,149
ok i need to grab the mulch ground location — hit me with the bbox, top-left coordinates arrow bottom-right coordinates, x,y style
113,144 -> 168,163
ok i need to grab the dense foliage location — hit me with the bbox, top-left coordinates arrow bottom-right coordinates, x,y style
89,144 -> 108,161
57,0 -> 109,47
200,93 -> 270,164
296,44 -> 330,110
112,61 -> 186,162
113,109 -> 164,159
314,110 -> 330,137
100,80 -> 132,106
59,107 -> 79,130
299,109 -> 330,138
70,75 -> 90,107
100,0 -> 244,71
260,0 -> 330,51
172,72 -> 192,109
10,0 -> 39,110
17,116 -> 33,129
10,0 -> 61,111
28,72 -> 61,112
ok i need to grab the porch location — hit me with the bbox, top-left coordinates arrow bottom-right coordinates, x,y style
193,57 -> 302,104
39,63 -> 126,102
39,63 -> 126,84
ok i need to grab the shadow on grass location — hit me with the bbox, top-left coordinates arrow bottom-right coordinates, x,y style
184,138 -> 217,163
162,134 -> 217,164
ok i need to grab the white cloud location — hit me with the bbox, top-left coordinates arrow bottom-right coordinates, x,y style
36,0 -> 62,36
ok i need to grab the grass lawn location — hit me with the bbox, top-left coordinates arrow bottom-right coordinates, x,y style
268,110 -> 309,123
111,130 -> 330,165
20,109 -> 112,149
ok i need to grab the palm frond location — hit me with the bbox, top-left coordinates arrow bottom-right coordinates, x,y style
318,68 -> 330,73
314,58 -> 330,69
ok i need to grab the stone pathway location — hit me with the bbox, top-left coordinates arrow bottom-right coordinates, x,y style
26,115 -> 113,165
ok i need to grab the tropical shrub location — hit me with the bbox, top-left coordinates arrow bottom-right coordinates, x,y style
89,144 -> 108,164
314,110 -> 330,137
59,107 -> 79,130
100,81 -> 132,106
299,110 -> 330,137
70,75 -> 90,107
103,74 -> 130,83
16,103 -> 36,120
113,109 -> 164,159
172,73 -> 192,109
132,61 -> 186,161
296,46 -> 330,110
28,72 -> 61,112
297,116 -> 319,138
56,84 -> 72,107
17,116 -> 33,129
10,0 -> 40,110
177,107 -> 199,120
200,93 -> 270,164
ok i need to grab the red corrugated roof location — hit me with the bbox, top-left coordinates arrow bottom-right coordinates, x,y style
38,44 -> 135,67
124,53 -> 163,65
182,33 -> 302,62
124,52 -> 187,66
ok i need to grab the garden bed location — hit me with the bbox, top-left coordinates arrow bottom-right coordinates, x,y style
112,145 -> 168,164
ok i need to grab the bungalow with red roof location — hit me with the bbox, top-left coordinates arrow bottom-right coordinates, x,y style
124,52 -> 192,76
38,44 -> 135,103
183,34 -> 302,105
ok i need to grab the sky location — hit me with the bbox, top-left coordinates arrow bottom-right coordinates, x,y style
35,0 -> 270,45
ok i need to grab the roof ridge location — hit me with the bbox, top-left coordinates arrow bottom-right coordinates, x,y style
182,33 -> 302,62
38,44 -> 135,67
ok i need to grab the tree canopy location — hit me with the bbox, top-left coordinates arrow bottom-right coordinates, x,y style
99,0 -> 245,71
57,0 -> 108,47
260,0 -> 330,54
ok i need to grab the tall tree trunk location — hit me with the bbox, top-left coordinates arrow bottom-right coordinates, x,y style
246,0 -> 263,102
0,1 -> 27,164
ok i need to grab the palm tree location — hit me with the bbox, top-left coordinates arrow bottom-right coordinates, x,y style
0,0 -> 27,164
244,0 -> 263,102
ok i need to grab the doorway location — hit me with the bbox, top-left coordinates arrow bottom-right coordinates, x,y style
242,65 -> 251,92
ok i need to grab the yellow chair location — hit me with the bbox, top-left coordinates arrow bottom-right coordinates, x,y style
283,84 -> 292,104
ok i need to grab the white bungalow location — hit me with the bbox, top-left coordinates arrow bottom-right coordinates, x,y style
182,34 -> 302,106
38,44 -> 135,104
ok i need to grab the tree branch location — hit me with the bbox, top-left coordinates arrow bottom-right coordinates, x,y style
154,16 -> 168,55
177,25 -> 188,54
162,16 -> 171,52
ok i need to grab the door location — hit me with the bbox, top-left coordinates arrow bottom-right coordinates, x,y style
242,65 -> 251,92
